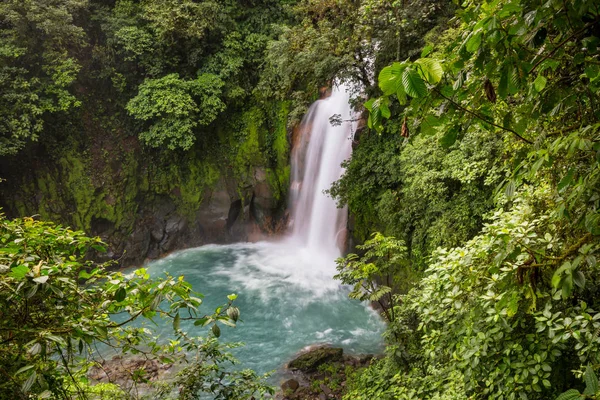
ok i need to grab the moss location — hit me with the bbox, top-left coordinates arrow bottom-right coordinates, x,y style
266,101 -> 291,202
273,102 -> 290,167
288,348 -> 343,372
233,107 -> 266,181
177,157 -> 220,219
266,166 -> 290,202
2,98 -> 293,238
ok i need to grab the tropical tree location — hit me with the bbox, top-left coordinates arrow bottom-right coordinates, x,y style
126,73 -> 225,150
0,0 -> 86,156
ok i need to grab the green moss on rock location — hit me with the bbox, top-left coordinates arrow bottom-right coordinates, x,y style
288,347 -> 344,372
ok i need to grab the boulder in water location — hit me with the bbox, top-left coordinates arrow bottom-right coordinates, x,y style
288,347 -> 343,372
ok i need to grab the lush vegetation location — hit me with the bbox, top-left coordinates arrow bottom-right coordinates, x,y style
328,0 -> 600,399
0,213 -> 273,399
2,0 -> 600,399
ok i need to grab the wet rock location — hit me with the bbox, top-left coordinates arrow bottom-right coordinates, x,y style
150,219 -> 164,242
357,354 -> 373,364
281,379 -> 299,393
165,215 -> 185,236
319,383 -> 332,396
288,347 -> 343,372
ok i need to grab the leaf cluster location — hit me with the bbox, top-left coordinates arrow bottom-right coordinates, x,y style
0,213 -> 273,399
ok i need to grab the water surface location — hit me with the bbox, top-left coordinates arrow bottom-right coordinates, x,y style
143,241 -> 385,377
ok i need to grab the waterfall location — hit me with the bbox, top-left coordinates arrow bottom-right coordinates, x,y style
288,84 -> 355,259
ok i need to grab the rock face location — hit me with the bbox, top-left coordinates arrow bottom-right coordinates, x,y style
281,379 -> 300,393
89,171 -> 287,267
0,100 -> 293,268
0,159 -> 288,268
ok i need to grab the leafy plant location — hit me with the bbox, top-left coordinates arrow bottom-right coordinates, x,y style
556,366 -> 600,399
335,232 -> 412,323
0,213 -> 273,399
126,73 -> 225,150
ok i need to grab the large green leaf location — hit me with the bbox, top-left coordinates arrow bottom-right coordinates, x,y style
466,29 -> 483,53
415,58 -> 444,84
534,75 -> 547,92
439,129 -> 458,148
583,366 -> 599,395
554,389 -> 583,400
402,68 -> 428,98
378,62 -> 406,95
9,265 -> 29,279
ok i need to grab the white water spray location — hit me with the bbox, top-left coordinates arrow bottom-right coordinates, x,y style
288,84 -> 356,261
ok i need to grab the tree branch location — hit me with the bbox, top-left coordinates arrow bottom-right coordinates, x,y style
433,88 -> 533,144
530,17 -> 600,74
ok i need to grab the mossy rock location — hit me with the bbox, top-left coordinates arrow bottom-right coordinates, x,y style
288,347 -> 343,372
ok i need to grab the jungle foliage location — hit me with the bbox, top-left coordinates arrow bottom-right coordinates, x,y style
0,213 -> 273,399
3,0 -> 600,399
325,0 -> 600,399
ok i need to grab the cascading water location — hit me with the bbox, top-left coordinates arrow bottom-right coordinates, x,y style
137,84 -> 383,379
288,84 -> 355,259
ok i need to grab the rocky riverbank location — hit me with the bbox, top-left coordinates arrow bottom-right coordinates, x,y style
276,346 -> 376,400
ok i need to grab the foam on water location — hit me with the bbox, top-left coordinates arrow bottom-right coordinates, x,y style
146,243 -> 385,376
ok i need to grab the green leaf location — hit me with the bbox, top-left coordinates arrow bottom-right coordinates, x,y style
227,293 -> 237,301
534,75 -> 547,92
212,324 -> 221,338
28,342 -> 41,356
378,62 -> 406,95
466,30 -> 483,53
220,318 -> 236,327
498,64 -> 510,99
173,312 -> 180,331
396,86 -> 407,105
402,68 -> 428,98
380,101 -> 391,119
583,365 -> 598,395
554,389 -> 583,400
415,58 -> 444,84
22,371 -> 37,393
505,180 -> 516,199
585,64 -> 600,81
15,365 -> 34,375
421,44 -> 434,58
420,115 -> 441,136
32,275 -> 48,284
542,379 -> 551,388
439,129 -> 458,148
562,274 -> 574,299
9,265 -> 29,279
95,326 -> 108,339
558,169 -> 575,192
551,272 -> 562,288
573,271 -> 586,289
114,287 -> 126,302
